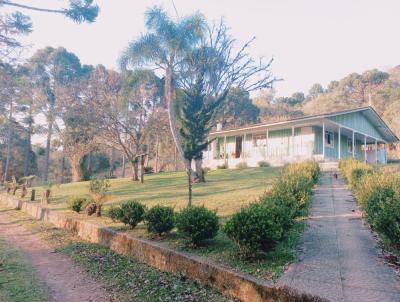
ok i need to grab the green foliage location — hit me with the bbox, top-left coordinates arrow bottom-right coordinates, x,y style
68,197 -> 89,213
223,202 -> 287,258
224,161 -> 320,258
119,200 -> 146,229
144,166 -> 154,174
339,159 -> 400,244
176,206 -> 219,246
106,206 -> 124,222
145,205 -> 175,235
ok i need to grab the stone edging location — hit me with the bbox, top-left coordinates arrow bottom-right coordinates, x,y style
0,194 -> 327,302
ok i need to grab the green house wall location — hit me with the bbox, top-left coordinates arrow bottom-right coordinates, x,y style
313,126 -> 363,160
327,111 -> 384,140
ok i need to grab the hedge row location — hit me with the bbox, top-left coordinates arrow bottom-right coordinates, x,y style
224,161 -> 320,258
339,158 -> 400,245
67,161 -> 320,258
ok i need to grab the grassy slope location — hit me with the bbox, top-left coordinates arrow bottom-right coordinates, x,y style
0,238 -> 51,302
34,167 -> 278,217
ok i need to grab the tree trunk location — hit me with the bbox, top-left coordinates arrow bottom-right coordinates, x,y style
194,158 -> 205,182
187,161 -> 193,207
122,154 -> 126,177
131,159 -> 139,181
43,112 -> 54,182
155,135 -> 159,173
70,154 -> 82,182
165,67 -> 190,174
109,148 -> 116,177
60,156 -> 65,184
23,106 -> 33,176
4,101 -> 13,181
140,155 -> 145,183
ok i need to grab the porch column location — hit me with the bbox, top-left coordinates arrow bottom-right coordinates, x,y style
266,128 -> 269,159
292,126 -> 295,157
375,139 -> 378,164
322,122 -> 325,159
352,131 -> 355,158
243,133 -> 246,159
338,126 -> 341,160
364,136 -> 367,162
223,136 -> 227,163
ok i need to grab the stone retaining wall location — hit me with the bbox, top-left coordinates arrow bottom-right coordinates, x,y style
0,194 -> 326,302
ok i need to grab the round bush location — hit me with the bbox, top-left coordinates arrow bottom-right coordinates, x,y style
176,206 -> 219,246
145,205 -> 175,235
68,197 -> 90,213
107,206 -> 123,222
120,200 -> 146,229
223,202 -> 288,258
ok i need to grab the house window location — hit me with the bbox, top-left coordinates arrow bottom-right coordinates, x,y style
325,131 -> 334,148
347,138 -> 353,153
252,134 -> 266,147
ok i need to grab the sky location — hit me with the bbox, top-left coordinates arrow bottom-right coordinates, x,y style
4,0 -> 400,97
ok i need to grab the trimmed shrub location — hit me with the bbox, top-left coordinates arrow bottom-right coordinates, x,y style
235,162 -> 248,169
107,206 -> 123,222
224,201 -> 288,258
257,161 -> 270,167
120,200 -> 146,229
145,205 -> 175,235
225,160 -> 320,258
176,206 -> 219,246
68,197 -> 90,213
144,166 -> 154,174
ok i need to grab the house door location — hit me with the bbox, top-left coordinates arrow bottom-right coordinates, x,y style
235,136 -> 242,158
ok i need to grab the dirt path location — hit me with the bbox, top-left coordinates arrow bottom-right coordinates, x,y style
278,172 -> 400,302
0,207 -> 114,302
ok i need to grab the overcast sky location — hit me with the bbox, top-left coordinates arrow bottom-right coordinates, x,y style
5,0 -> 400,96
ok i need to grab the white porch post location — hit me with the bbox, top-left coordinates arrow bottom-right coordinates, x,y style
223,135 -> 227,163
375,139 -> 378,164
266,128 -> 269,158
352,131 -> 355,158
292,126 -> 295,157
242,133 -> 246,159
364,136 -> 367,162
338,126 -> 341,160
322,122 -> 325,159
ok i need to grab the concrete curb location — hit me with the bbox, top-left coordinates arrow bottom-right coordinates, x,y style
0,194 -> 327,302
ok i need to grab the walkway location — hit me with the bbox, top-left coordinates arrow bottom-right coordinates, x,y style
0,207 -> 114,302
278,172 -> 400,302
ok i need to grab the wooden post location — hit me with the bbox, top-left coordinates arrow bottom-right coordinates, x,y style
352,131 -> 355,158
30,189 -> 35,201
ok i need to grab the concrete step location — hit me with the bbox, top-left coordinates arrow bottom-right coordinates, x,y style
319,161 -> 339,172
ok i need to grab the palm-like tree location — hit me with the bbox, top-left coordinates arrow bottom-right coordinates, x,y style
119,7 -> 205,170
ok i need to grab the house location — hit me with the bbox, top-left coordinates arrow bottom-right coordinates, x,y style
203,106 -> 399,169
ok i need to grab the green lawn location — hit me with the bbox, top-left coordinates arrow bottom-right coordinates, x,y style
33,166 -> 278,217
0,237 -> 51,302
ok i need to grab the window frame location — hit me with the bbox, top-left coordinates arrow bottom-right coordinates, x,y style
325,131 -> 334,148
